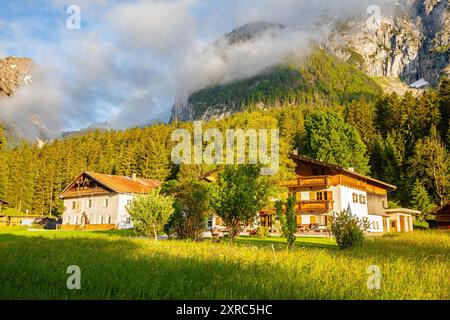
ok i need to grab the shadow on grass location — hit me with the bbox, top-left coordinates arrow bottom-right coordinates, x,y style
0,231 -> 448,300
235,235 -> 337,250
0,233 -> 337,300
90,229 -> 138,238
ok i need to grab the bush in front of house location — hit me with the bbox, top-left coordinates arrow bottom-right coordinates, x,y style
256,226 -> 269,239
164,180 -> 211,240
330,207 -> 370,249
277,195 -> 297,248
413,220 -> 429,230
210,165 -> 272,243
126,188 -> 175,240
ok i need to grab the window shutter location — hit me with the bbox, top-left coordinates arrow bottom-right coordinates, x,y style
310,192 -> 316,201
327,191 -> 333,201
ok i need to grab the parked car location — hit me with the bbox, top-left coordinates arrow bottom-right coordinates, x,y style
34,217 -> 62,230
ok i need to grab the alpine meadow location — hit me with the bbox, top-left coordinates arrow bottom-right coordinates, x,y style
0,0 -> 449,306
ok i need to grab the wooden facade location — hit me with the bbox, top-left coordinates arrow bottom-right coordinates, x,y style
274,154 -> 410,233
0,199 -> 8,214
429,202 -> 450,229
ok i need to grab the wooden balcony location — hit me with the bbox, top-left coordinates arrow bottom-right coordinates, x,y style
281,175 -> 332,189
296,200 -> 334,213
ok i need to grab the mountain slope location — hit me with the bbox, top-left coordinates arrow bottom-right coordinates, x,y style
328,0 -> 449,85
171,49 -> 382,122
0,57 -> 33,97
0,56 -> 35,145
171,0 -> 449,123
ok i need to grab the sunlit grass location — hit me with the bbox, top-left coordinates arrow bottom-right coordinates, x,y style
0,228 -> 448,300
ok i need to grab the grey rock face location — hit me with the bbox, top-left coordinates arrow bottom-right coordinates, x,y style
171,1 -> 449,122
0,57 -> 34,96
328,0 -> 449,85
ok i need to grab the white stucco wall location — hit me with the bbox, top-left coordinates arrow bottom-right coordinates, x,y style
336,185 -> 368,219
301,215 -> 311,224
367,214 -> 384,232
117,194 -> 135,229
62,194 -> 121,227
299,192 -> 309,201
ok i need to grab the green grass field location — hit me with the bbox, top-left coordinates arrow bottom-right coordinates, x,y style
0,227 -> 448,300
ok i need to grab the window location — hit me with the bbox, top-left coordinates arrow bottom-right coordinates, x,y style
103,199 -> 109,208
87,199 -> 92,208
310,191 -> 331,201
75,216 -> 78,225
312,167 -> 325,175
72,201 -> 76,209
352,193 -> 358,203
127,199 -> 132,206
107,215 -> 112,224
318,215 -> 327,226
100,215 -> 104,224
358,195 -> 367,205
126,217 -> 131,224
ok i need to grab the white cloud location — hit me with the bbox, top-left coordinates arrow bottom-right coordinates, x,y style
0,0 -> 399,139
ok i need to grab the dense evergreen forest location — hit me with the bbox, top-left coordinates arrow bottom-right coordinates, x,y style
0,78 -> 448,217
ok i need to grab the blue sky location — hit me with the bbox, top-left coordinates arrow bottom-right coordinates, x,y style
0,0 -> 260,137
0,0 -> 240,59
0,0 -> 390,138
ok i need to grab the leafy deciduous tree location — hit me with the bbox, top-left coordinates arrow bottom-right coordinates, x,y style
211,165 -> 271,242
126,189 -> 174,240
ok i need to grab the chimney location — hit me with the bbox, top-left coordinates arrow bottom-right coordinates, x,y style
131,173 -> 137,182
347,167 -> 355,172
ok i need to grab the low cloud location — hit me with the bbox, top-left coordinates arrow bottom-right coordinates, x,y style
0,0 -> 400,139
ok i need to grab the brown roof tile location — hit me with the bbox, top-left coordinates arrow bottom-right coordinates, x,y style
60,172 -> 161,198
87,172 -> 161,194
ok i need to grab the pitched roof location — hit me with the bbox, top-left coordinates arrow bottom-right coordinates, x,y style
60,172 -> 161,198
0,199 -> 8,205
385,208 -> 421,215
430,201 -> 450,214
291,154 -> 397,191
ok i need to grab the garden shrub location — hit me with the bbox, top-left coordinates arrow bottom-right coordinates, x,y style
413,220 -> 429,230
256,226 -> 269,239
330,207 -> 370,249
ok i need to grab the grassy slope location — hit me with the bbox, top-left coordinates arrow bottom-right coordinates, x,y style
371,76 -> 424,96
0,228 -> 448,300
189,49 -> 382,119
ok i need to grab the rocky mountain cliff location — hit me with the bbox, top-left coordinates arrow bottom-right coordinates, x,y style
0,56 -> 35,144
328,0 -> 449,85
171,0 -> 449,122
0,57 -> 34,96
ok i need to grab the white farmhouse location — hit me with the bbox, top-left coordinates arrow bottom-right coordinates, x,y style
60,172 -> 161,230
256,155 -> 419,233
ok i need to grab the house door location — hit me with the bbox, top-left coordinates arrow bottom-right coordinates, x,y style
391,220 -> 397,232
81,213 -> 88,227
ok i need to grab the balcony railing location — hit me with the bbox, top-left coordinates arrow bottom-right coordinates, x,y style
281,175 -> 332,188
297,200 -> 334,213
